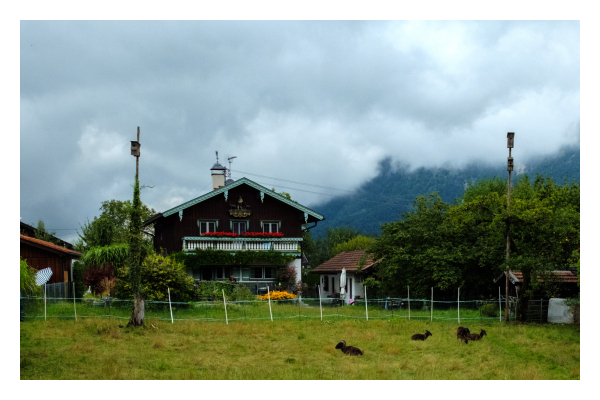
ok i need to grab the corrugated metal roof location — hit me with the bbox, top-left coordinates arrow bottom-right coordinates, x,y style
20,234 -> 82,258
311,250 -> 376,273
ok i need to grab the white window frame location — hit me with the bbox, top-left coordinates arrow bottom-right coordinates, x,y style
198,220 -> 218,234
261,220 -> 281,233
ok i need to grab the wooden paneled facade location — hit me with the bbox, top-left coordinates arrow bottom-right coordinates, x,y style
20,235 -> 82,284
143,177 -> 325,284
147,178 -> 323,254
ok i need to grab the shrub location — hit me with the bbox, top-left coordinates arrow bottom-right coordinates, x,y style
115,252 -> 196,301
231,284 -> 255,301
480,302 -> 498,317
20,259 -> 41,296
257,291 -> 296,300
194,280 -> 234,300
276,267 -> 297,287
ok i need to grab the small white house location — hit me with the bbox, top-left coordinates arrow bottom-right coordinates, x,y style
311,250 -> 377,303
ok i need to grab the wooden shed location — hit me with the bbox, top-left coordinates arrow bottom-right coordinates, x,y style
20,234 -> 82,284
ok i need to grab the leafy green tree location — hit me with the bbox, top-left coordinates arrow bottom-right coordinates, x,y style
365,175 -> 579,317
331,235 -> 376,257
76,200 -> 155,251
33,220 -> 60,244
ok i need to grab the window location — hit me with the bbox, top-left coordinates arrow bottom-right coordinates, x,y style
216,267 -> 224,279
199,221 -> 217,234
264,267 -> 274,279
263,222 -> 279,233
251,267 -> 262,279
331,277 -> 335,293
323,275 -> 329,291
232,221 -> 247,234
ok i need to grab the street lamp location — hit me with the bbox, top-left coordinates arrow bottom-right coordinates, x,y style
505,132 -> 514,322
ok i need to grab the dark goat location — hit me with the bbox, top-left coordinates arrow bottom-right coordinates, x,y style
411,330 -> 432,341
465,329 -> 487,341
335,340 -> 363,356
457,326 -> 470,344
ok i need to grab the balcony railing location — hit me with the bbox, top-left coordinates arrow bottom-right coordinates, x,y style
183,237 -> 301,252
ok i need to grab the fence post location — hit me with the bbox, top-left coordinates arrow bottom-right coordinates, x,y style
540,298 -> 543,323
364,285 -> 368,321
391,297 -> 394,320
458,287 -> 460,325
73,282 -> 77,322
268,288 -> 273,322
319,284 -> 322,322
431,287 -> 433,322
408,286 -> 410,321
222,289 -> 228,325
498,287 -> 501,322
168,287 -> 174,324
44,284 -> 47,321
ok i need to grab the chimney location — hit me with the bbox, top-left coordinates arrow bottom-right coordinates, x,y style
210,151 -> 226,190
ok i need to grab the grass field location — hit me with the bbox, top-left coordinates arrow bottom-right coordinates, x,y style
20,317 -> 579,380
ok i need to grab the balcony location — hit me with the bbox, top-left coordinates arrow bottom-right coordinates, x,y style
182,236 -> 302,253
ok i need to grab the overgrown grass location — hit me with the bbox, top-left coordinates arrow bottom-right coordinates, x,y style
20,318 -> 579,379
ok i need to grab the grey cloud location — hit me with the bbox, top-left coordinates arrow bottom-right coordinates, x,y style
20,21 -> 579,241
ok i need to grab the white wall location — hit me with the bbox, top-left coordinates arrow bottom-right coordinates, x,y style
287,258 -> 302,284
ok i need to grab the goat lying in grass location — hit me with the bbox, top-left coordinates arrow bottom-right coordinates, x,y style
456,326 -> 470,344
335,340 -> 363,356
465,329 -> 487,341
411,330 -> 432,341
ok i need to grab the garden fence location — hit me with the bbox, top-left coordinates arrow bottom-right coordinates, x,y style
21,290 -> 523,324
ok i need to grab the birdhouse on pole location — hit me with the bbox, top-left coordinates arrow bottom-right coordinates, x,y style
507,132 -> 515,149
131,141 -> 141,157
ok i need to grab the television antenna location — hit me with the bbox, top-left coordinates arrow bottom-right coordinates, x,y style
227,156 -> 237,179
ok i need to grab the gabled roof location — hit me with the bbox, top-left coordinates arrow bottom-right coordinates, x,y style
20,221 -> 75,250
143,177 -> 325,226
20,234 -> 82,258
494,270 -> 578,284
312,250 -> 377,273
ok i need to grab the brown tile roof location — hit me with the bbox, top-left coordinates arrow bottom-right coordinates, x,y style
311,250 -> 377,273
513,270 -> 578,283
496,270 -> 578,284
20,234 -> 82,258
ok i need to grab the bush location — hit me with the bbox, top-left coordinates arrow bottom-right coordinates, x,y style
276,267 -> 297,287
231,284 -> 255,301
194,280 -> 234,300
114,252 -> 196,301
480,302 -> 498,317
72,260 -> 87,298
257,291 -> 296,300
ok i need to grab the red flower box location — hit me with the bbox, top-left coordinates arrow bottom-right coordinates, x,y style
201,232 -> 284,238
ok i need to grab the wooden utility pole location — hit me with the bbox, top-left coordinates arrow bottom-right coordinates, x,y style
505,132 -> 514,322
136,127 -> 140,179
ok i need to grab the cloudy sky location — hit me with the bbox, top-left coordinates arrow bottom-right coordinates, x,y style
20,20 -> 580,242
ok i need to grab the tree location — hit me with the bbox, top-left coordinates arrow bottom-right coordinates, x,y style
76,199 -> 155,251
365,175 -> 579,315
33,220 -> 60,245
127,177 -> 145,327
330,235 -> 376,257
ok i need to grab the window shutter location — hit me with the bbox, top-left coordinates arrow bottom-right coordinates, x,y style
242,267 -> 250,281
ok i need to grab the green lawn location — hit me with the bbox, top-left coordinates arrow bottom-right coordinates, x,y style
20,316 -> 579,379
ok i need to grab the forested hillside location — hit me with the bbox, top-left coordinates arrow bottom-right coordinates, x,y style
311,144 -> 579,237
